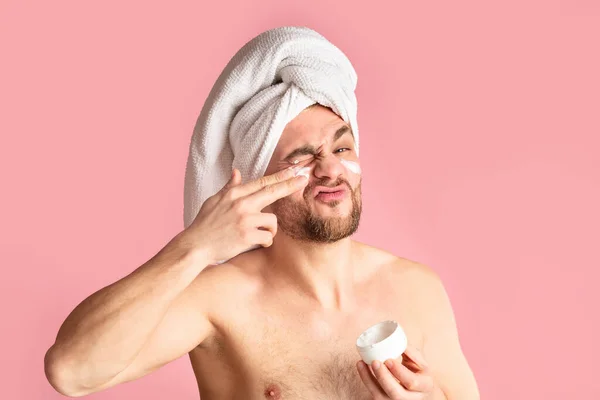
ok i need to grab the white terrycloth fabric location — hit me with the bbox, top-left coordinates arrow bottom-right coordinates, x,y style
183,26 -> 359,229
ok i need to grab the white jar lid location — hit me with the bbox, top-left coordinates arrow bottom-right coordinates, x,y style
356,320 -> 408,365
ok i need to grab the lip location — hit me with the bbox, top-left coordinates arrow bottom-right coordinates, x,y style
315,190 -> 347,202
312,185 -> 347,198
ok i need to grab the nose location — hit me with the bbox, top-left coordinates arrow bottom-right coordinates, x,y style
313,154 -> 345,182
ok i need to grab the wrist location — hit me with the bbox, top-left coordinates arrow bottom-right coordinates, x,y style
186,245 -> 215,268
171,231 -> 215,266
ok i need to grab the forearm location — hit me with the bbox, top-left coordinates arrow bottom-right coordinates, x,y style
45,233 -> 208,393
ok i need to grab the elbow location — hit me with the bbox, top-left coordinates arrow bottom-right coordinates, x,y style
44,345 -> 90,397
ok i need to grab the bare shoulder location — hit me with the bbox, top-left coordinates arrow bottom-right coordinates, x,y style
186,251 -> 264,317
357,243 -> 480,397
353,241 -> 444,290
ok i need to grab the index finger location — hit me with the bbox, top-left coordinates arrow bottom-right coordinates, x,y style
403,345 -> 429,371
370,360 -> 411,399
385,359 -> 433,393
234,166 -> 298,198
246,173 -> 308,209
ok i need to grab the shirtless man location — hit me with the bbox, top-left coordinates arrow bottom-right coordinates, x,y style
44,104 -> 479,399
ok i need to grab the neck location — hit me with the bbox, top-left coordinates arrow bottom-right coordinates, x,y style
264,232 -> 357,311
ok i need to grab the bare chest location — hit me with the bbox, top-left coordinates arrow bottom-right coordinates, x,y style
194,299 -> 422,399
242,318 -> 373,399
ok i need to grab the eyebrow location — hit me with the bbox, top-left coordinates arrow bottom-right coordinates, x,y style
283,125 -> 353,161
334,124 -> 352,142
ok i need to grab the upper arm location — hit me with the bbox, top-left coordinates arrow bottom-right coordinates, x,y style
417,266 -> 480,400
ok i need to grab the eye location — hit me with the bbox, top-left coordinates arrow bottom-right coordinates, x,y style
335,148 -> 351,153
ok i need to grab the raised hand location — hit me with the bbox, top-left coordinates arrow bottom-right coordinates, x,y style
183,166 -> 308,264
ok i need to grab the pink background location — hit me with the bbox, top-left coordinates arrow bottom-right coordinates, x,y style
1,1 -> 599,399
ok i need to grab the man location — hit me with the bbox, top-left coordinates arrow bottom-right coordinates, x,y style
45,27 -> 479,399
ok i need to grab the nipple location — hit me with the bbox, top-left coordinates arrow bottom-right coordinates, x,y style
264,384 -> 282,399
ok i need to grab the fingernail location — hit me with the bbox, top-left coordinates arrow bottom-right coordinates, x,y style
372,360 -> 381,370
384,360 -> 394,369
295,166 -> 310,178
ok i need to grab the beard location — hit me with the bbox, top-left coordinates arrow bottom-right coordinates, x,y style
270,177 -> 362,243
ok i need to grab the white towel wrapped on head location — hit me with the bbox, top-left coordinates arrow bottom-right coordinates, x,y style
183,26 -> 360,229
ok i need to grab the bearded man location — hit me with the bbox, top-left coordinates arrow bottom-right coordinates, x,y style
45,26 -> 479,400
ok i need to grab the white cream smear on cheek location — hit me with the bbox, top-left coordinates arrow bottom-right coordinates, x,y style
340,159 -> 362,175
291,160 -> 360,178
